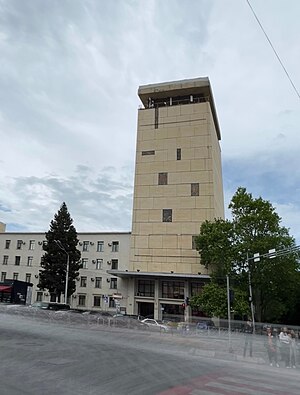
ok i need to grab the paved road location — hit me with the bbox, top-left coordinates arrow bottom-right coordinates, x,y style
0,314 -> 299,395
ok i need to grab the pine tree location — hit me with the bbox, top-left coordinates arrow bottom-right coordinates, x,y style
38,202 -> 81,302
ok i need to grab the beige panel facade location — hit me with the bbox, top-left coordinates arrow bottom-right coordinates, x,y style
130,77 -> 224,276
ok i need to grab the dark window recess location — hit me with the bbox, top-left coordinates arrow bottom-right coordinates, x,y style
142,150 -> 155,156
177,148 -> 181,160
191,282 -> 204,296
154,106 -> 159,129
191,183 -> 199,196
158,172 -> 168,185
192,236 -> 198,250
137,280 -> 155,297
111,259 -> 118,270
163,209 -> 172,223
162,281 -> 184,299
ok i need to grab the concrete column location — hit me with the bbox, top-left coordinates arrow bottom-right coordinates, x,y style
127,277 -> 135,315
154,279 -> 159,320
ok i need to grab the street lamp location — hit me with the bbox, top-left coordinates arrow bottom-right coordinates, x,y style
54,240 -> 69,304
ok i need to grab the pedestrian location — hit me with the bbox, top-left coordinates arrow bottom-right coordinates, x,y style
289,330 -> 297,369
243,320 -> 253,357
279,327 -> 291,368
265,328 -> 279,367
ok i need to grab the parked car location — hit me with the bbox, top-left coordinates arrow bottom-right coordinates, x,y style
30,302 -> 70,311
196,320 -> 215,331
141,318 -> 169,332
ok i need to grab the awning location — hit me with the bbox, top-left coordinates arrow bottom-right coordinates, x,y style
0,285 -> 12,292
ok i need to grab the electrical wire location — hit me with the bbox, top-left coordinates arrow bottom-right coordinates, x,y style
246,0 -> 300,101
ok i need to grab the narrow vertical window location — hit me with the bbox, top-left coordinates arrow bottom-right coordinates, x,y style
154,106 -> 159,129
162,209 -> 172,222
191,183 -> 199,196
177,148 -> 181,160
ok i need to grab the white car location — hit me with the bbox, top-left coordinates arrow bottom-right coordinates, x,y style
141,318 -> 169,332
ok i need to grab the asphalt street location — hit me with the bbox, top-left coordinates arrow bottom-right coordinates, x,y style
0,313 -> 299,395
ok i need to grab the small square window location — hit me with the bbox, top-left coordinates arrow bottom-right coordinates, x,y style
191,183 -> 199,196
162,209 -> 172,222
29,240 -> 35,250
80,277 -> 87,287
111,259 -> 118,270
97,241 -> 104,252
112,241 -> 119,252
82,241 -> 89,252
95,277 -> 102,288
158,172 -> 168,185
110,278 -> 117,289
78,295 -> 86,306
94,295 -> 101,307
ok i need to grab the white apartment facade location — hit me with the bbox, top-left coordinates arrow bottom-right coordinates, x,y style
0,228 -> 131,313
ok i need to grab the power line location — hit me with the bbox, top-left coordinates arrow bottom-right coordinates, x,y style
246,0 -> 300,101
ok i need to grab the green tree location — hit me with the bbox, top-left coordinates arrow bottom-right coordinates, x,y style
190,283 -> 250,319
38,202 -> 81,302
195,187 -> 299,323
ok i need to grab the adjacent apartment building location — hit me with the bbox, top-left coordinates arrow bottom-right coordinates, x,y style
0,77 -> 224,320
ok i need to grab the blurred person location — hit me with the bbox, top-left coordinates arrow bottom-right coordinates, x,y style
279,327 -> 291,368
243,320 -> 253,357
265,328 -> 279,367
289,330 -> 297,369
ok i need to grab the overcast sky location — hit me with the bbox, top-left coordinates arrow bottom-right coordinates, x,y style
0,0 -> 299,243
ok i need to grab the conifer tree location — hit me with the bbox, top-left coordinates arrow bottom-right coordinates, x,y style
38,202 -> 81,302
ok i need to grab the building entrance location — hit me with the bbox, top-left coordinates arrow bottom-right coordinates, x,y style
161,303 -> 184,321
138,302 -> 154,318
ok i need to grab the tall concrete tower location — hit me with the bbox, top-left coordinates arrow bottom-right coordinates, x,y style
130,77 -> 224,276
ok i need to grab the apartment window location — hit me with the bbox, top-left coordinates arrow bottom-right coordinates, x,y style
95,277 -> 102,289
80,276 -> 87,287
109,297 -> 116,308
40,257 -> 44,266
25,273 -> 31,283
81,258 -> 88,269
29,240 -> 35,250
17,240 -> 23,250
96,259 -> 103,270
142,150 -> 155,156
3,255 -> 8,265
191,183 -> 199,196
15,256 -> 21,266
177,148 -> 181,160
36,292 -> 43,302
1,272 -> 6,282
111,259 -> 118,270
192,236 -> 198,250
137,280 -> 155,297
13,272 -> 19,280
50,293 -> 56,302
78,295 -> 86,306
158,172 -> 168,185
94,295 -> 101,307
110,278 -> 117,289
27,256 -> 33,267
162,281 -> 184,299
82,241 -> 89,252
5,240 -> 11,249
112,241 -> 119,252
162,209 -> 172,222
97,241 -> 104,252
